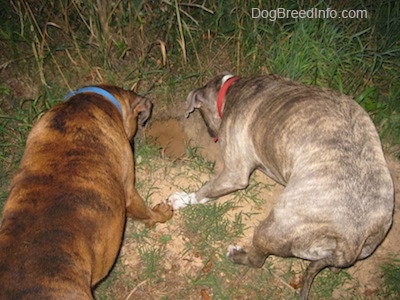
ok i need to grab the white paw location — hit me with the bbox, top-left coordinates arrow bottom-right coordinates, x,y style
167,192 -> 197,210
227,244 -> 243,257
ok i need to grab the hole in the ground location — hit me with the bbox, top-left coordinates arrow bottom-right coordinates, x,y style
146,119 -> 189,160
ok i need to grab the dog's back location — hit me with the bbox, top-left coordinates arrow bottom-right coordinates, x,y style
0,96 -> 129,299
230,75 -> 393,250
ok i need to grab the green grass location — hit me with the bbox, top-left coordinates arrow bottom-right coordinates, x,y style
232,177 -> 273,206
310,268 -> 352,299
184,144 -> 215,174
182,201 -> 245,251
2,1 -> 399,142
94,258 -> 128,300
0,0 -> 399,299
134,138 -> 162,171
380,259 -> 400,297
137,245 -> 164,281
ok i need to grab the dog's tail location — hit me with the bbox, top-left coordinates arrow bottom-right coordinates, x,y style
300,232 -> 383,300
300,258 -> 331,300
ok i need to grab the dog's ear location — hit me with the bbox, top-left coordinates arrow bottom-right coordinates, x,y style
134,97 -> 153,126
185,90 -> 204,118
124,95 -> 153,139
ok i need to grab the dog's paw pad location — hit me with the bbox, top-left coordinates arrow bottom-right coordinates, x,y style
227,244 -> 244,257
167,192 -> 196,210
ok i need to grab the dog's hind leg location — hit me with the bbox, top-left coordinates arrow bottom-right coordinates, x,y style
228,208 -> 360,300
227,244 -> 267,268
226,216 -> 278,268
226,233 -> 330,300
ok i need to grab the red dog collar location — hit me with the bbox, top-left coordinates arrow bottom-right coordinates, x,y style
214,76 -> 240,142
216,76 -> 240,119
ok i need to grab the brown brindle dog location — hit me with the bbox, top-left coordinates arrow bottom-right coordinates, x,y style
168,74 -> 393,299
0,85 -> 173,299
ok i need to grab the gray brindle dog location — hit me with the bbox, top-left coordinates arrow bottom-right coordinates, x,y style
168,73 -> 394,299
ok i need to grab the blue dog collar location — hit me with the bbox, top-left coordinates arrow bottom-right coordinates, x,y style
64,86 -> 123,115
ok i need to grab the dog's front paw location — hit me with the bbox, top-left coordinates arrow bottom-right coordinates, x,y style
152,202 -> 173,221
167,192 -> 196,210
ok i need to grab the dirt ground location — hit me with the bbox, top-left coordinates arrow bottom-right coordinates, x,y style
114,113 -> 400,299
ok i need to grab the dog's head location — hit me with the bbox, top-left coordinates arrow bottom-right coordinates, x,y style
185,72 -> 235,138
97,85 -> 153,140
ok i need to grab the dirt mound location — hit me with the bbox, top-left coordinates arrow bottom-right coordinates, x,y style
147,119 -> 189,160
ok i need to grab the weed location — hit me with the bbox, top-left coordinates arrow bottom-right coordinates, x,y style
182,201 -> 245,252
94,257 -> 127,300
232,176 -> 272,206
134,138 -> 161,170
184,144 -> 215,174
126,222 -> 150,245
138,245 -> 164,281
310,268 -> 352,299
381,259 -> 400,298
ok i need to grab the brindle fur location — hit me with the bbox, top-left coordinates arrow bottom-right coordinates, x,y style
0,85 -> 173,299
183,74 -> 394,299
